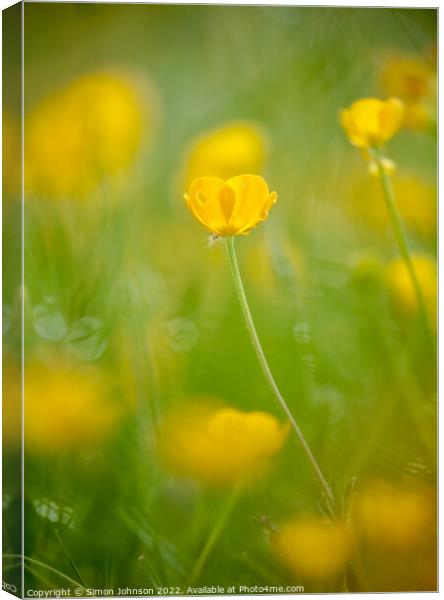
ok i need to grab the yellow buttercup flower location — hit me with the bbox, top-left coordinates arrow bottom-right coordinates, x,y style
340,98 -> 404,149
24,357 -> 121,454
353,481 -> 435,549
346,172 -> 436,238
380,55 -> 434,102
271,517 -> 350,579
184,174 -> 277,236
158,401 -> 288,488
25,70 -> 153,200
385,254 -> 436,327
183,121 -> 267,186
379,53 -> 436,131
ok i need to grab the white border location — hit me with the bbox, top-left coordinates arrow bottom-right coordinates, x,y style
0,1 -> 439,599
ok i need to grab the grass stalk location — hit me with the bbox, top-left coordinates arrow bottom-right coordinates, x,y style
3,554 -> 88,593
188,485 -> 240,586
54,528 -> 86,588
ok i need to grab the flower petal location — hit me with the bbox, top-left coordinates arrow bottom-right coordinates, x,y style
219,186 -> 236,223
378,97 -> 404,142
226,174 -> 275,234
185,176 -> 232,235
349,98 -> 381,142
340,108 -> 366,147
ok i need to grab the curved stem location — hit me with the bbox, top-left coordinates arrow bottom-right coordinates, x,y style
373,148 -> 434,347
3,554 -> 87,592
225,236 -> 335,513
188,485 -> 240,586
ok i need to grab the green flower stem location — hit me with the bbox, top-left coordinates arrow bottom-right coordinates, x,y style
225,236 -> 335,513
188,485 -> 240,586
373,147 -> 434,344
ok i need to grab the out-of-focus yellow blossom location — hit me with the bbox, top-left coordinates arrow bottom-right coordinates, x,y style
158,401 -> 288,488
3,112 -> 21,197
24,358 -> 120,454
346,172 -> 436,238
183,121 -> 267,186
379,53 -> 436,131
184,174 -> 277,236
353,481 -> 435,549
392,176 -> 437,237
403,103 -> 435,131
25,71 -> 152,199
385,254 -> 436,327
272,517 -> 350,579
340,98 -> 404,149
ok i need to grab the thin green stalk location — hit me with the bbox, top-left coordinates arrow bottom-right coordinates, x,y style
373,148 -> 434,346
225,236 -> 335,513
54,528 -> 86,587
25,565 -> 61,591
3,554 -> 88,593
188,485 -> 240,586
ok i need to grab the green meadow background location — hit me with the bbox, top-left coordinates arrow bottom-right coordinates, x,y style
3,4 -> 437,595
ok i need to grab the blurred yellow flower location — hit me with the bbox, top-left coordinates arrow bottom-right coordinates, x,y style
340,98 -> 404,149
402,102 -> 435,131
353,481 -> 435,549
385,254 -> 436,327
347,172 -> 436,238
25,71 -> 152,199
393,175 -> 436,237
272,517 -> 350,579
184,174 -> 277,236
183,121 -> 267,186
24,358 -> 120,454
379,53 -> 436,131
158,401 -> 288,488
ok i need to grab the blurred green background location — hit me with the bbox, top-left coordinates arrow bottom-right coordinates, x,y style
3,4 -> 437,594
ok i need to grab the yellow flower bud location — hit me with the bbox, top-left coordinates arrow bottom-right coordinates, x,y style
271,517 -> 350,579
367,157 -> 396,177
340,97 -> 404,149
158,402 -> 288,488
184,174 -> 277,237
